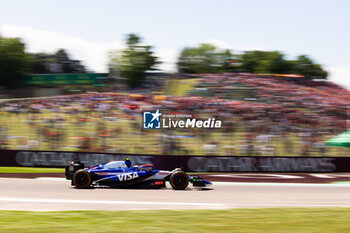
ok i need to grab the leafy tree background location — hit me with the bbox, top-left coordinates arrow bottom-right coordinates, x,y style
177,43 -> 235,74
291,55 -> 328,79
177,45 -> 328,79
0,36 -> 87,89
0,37 -> 27,88
109,33 -> 159,88
0,34 -> 329,90
28,49 -> 86,74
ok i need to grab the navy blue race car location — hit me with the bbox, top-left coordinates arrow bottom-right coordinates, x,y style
65,158 -> 212,190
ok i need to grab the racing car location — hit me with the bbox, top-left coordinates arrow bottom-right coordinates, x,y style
65,158 -> 212,190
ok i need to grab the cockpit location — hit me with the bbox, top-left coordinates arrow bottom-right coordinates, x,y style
103,161 -> 127,170
136,164 -> 155,172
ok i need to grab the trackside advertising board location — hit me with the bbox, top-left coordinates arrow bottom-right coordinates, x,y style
0,150 -> 349,172
24,73 -> 108,85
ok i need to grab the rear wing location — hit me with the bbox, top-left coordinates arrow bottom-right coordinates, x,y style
65,160 -> 84,180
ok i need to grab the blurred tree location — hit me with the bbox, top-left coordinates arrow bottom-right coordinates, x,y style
241,51 -> 291,74
290,55 -> 328,79
109,33 -> 159,88
0,37 -> 28,88
177,43 -> 235,73
27,53 -> 56,74
241,51 -> 327,79
178,44 -> 327,79
55,49 -> 86,73
28,49 -> 86,74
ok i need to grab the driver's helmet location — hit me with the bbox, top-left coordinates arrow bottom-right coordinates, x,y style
125,158 -> 131,168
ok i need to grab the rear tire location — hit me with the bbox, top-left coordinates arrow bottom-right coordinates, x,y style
170,171 -> 189,190
73,169 -> 92,189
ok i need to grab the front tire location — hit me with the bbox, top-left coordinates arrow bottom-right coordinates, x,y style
73,169 -> 92,189
170,171 -> 189,190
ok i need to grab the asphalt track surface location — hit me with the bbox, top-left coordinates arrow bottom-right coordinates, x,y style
2,178 -> 350,211
3,173 -> 350,183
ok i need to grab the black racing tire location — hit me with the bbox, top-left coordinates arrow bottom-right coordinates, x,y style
73,169 -> 92,189
170,171 -> 189,190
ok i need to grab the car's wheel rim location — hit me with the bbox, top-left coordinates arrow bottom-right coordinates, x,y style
173,174 -> 188,189
78,175 -> 87,184
75,172 -> 90,187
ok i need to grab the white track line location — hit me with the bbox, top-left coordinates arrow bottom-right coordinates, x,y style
32,178 -> 350,187
230,203 -> 350,208
0,197 -> 225,207
1,197 -> 350,208
35,177 -> 67,181
214,182 -> 350,187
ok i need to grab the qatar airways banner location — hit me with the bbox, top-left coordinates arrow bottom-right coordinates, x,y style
0,150 -> 349,172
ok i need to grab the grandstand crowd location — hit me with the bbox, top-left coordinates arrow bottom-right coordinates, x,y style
0,73 -> 348,156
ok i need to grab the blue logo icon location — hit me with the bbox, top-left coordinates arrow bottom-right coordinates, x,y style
143,110 -> 162,129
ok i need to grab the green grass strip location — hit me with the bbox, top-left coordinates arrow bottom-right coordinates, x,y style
0,208 -> 350,232
0,167 -> 64,173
